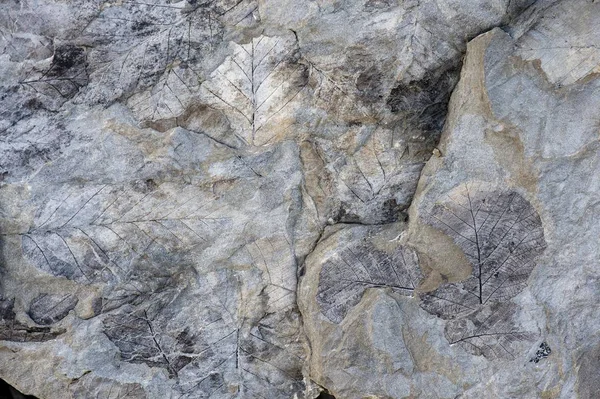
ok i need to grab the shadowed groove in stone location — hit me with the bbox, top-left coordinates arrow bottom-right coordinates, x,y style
316,389 -> 336,399
0,378 -> 39,399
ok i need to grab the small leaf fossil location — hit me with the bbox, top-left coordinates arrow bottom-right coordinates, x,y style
317,243 -> 421,324
202,33 -> 308,146
444,302 -> 536,359
28,293 -> 78,325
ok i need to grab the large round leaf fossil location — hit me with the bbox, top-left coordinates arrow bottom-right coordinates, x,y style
420,185 -> 547,359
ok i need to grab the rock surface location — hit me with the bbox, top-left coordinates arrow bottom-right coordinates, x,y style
0,0 -> 599,398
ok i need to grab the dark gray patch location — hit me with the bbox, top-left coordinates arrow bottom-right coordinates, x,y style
333,204 -> 361,224
0,296 -> 63,342
131,20 -> 152,32
356,67 -> 384,104
51,45 -> 86,74
0,298 -> 16,321
91,297 -> 103,317
381,198 -> 403,223
387,64 -> 460,134
28,293 -> 78,325
530,341 -> 551,363
23,97 -> 43,110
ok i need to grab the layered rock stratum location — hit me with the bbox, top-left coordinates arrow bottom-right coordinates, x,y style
0,0 -> 599,398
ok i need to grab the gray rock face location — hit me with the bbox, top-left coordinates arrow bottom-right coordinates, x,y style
1,0 -> 599,398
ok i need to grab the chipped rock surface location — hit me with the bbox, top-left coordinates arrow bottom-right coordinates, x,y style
0,0 -> 599,398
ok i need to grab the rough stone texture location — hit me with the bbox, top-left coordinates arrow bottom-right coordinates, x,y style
1,0 -> 599,398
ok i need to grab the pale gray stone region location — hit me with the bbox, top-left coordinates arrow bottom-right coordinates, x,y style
0,0 -> 599,398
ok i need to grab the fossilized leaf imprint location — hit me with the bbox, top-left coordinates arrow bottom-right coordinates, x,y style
17,44 -> 90,110
444,302 -> 536,359
20,180 -> 233,286
82,1 -> 209,118
317,244 -> 421,323
202,33 -> 308,146
420,184 -> 546,359
421,186 -> 546,317
305,60 -> 363,117
80,0 -> 259,120
245,236 -> 298,313
28,293 -> 78,325
103,270 -> 305,398
104,308 -> 202,378
69,375 -> 147,399
14,170 -> 306,395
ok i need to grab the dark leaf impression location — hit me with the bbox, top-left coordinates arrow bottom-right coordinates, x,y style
444,302 -> 536,360
18,43 -> 89,109
421,186 -> 546,318
104,308 -> 202,378
102,270 -> 305,398
81,0 -> 259,119
317,244 -> 421,324
420,184 -> 546,359
28,293 -> 78,325
387,63 -> 460,134
20,181 -> 232,286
